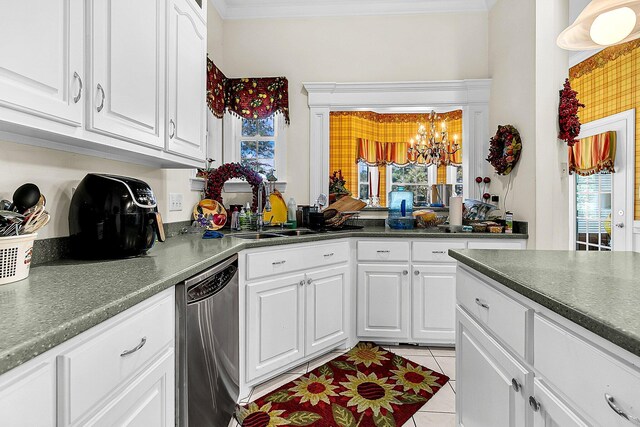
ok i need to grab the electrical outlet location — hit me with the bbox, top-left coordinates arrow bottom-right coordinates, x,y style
169,193 -> 183,212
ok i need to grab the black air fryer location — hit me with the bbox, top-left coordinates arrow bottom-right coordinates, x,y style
69,174 -> 165,259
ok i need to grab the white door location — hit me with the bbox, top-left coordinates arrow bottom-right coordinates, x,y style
85,350 -> 174,427
246,274 -> 305,382
412,264 -> 456,344
531,379 -> 589,427
166,0 -> 207,160
357,264 -> 410,340
457,308 -> 529,427
88,0 -> 165,148
0,0 -> 83,126
570,109 -> 635,251
305,266 -> 349,356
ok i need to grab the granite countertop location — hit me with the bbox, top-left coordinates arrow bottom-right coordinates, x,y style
449,249 -> 640,359
0,227 -> 527,376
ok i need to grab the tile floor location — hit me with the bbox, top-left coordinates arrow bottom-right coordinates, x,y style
231,344 -> 456,426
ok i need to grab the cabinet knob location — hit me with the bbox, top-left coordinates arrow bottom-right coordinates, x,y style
511,378 -> 522,392
414,270 -> 420,276
605,393 -> 640,424
529,396 -> 541,412
299,280 -> 305,286
615,222 -> 625,229
73,72 -> 83,103
96,83 -> 105,112
402,270 -> 408,276
307,278 -> 313,285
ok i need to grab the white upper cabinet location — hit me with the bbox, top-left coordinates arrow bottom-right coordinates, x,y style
0,0 -> 83,126
87,0 -> 165,148
166,0 -> 207,160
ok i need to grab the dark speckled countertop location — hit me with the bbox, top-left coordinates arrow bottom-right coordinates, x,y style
449,249 -> 640,359
0,227 -> 527,376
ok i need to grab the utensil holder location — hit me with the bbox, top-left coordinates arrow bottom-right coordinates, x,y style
0,233 -> 37,285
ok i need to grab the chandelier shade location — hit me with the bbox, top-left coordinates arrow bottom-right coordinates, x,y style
557,0 -> 640,50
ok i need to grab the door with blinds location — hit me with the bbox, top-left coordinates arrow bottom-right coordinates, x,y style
569,110 -> 634,252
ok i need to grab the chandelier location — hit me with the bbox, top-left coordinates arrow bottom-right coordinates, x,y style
407,111 -> 460,166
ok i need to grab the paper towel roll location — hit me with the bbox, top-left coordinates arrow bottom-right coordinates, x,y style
449,196 -> 463,226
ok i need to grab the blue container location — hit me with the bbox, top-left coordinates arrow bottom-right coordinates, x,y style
387,188 -> 414,229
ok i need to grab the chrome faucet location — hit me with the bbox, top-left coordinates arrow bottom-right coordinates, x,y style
256,181 -> 272,231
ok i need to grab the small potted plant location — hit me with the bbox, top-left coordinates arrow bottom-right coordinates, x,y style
329,170 -> 350,203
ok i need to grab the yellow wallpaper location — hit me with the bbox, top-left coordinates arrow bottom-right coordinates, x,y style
329,111 -> 462,205
570,40 -> 640,220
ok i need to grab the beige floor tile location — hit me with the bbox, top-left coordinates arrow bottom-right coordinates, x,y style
386,344 -> 431,357
428,346 -> 456,357
449,380 -> 455,393
401,417 -> 416,427
400,354 -> 442,373
413,411 -> 456,426
307,351 -> 343,372
420,383 -> 456,413
250,373 -> 300,400
434,356 -> 456,381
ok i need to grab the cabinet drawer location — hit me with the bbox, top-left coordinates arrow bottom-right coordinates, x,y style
58,291 -> 174,424
246,241 -> 349,281
412,240 -> 466,263
457,268 -> 529,358
534,314 -> 640,426
357,241 -> 410,262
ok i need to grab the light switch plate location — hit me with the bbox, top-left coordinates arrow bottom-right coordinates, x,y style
169,193 -> 183,211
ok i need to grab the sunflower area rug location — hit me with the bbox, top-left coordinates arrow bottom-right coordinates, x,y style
235,342 -> 450,427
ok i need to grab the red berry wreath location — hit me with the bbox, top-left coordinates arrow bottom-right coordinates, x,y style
487,125 -> 522,176
204,162 -> 265,211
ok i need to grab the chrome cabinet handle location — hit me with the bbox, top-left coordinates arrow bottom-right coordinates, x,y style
529,396 -> 541,412
299,280 -> 305,287
169,119 -> 176,139
324,253 -> 334,258
402,270 -> 408,276
414,270 -> 420,276
96,84 -> 105,112
605,393 -> 640,425
432,250 -> 446,254
73,72 -> 83,103
272,260 -> 286,266
306,278 -> 312,285
511,378 -> 522,393
377,250 -> 390,254
475,298 -> 489,309
120,337 -> 147,357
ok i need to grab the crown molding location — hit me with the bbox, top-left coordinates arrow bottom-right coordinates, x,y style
210,0 -> 489,20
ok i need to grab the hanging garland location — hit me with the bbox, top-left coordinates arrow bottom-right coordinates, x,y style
558,78 -> 585,147
487,125 -> 522,176
204,163 -> 265,211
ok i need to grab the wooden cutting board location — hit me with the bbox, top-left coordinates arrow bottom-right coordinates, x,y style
326,196 -> 367,213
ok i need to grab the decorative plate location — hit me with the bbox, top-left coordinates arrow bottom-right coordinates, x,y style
193,199 -> 227,230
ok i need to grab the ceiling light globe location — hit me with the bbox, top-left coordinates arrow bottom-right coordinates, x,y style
590,6 -> 637,46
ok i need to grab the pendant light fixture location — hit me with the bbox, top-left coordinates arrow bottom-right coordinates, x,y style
557,0 -> 640,50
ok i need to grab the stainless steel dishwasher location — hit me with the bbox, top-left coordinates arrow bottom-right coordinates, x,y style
176,254 -> 239,427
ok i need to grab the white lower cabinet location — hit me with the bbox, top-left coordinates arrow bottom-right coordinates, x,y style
411,264 -> 456,343
357,263 -> 410,340
531,379 -> 588,427
457,307 -> 530,427
245,264 -> 349,383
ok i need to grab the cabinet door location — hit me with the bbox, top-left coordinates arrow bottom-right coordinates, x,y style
305,266 -> 349,356
84,349 -> 174,427
0,360 -> 56,427
88,0 -> 165,148
0,0 -> 83,125
457,307 -> 529,427
531,379 -> 589,427
412,264 -> 456,344
246,274 -> 305,382
357,263 -> 410,340
166,0 -> 207,160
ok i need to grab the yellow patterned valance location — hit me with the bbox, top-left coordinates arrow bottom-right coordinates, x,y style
568,131 -> 616,176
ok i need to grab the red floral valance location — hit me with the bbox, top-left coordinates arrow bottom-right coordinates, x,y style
206,57 -> 290,124
568,131 -> 617,176
207,58 -> 226,119
225,77 -> 290,124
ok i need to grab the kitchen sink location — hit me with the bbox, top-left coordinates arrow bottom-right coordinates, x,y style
274,229 -> 318,236
232,232 -> 284,240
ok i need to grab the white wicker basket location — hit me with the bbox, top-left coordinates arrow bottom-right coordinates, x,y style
0,233 -> 37,285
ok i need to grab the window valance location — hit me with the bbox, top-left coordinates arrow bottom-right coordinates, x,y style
568,131 -> 616,176
356,138 -> 462,167
206,58 -> 290,124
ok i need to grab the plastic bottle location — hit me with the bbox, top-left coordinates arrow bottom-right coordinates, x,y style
230,207 -> 240,231
287,198 -> 297,227
240,202 -> 252,231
